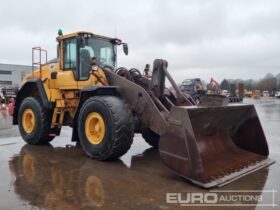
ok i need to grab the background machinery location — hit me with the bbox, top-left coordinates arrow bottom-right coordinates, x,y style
12,31 -> 273,188
0,87 -> 18,110
179,78 -> 205,103
207,78 -> 244,103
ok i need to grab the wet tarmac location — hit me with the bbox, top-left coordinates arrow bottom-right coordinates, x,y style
0,98 -> 279,210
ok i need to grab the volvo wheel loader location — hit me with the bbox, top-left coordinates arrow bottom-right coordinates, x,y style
13,31 -> 273,188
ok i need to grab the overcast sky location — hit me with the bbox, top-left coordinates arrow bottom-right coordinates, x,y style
0,0 -> 279,83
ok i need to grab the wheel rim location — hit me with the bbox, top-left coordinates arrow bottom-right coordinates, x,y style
22,154 -> 35,182
22,108 -> 35,133
85,112 -> 105,145
84,176 -> 105,207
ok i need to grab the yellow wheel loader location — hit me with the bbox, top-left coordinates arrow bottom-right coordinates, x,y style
13,31 -> 273,188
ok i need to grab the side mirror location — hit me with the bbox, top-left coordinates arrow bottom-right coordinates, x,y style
123,43 -> 128,55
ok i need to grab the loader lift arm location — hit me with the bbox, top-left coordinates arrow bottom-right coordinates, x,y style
105,59 -> 195,135
106,59 -> 273,188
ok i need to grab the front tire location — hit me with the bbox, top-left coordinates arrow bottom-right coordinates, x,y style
18,97 -> 54,144
78,96 -> 134,160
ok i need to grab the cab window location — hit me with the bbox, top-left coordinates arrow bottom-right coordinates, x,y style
63,38 -> 77,70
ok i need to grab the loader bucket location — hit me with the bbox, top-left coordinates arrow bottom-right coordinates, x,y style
159,104 -> 274,188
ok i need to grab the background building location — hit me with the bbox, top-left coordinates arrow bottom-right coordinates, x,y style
0,63 -> 32,87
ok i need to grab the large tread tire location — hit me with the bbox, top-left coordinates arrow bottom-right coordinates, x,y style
18,97 -> 54,144
78,96 -> 134,160
142,128 -> 160,148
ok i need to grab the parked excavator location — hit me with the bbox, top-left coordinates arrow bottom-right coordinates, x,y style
12,30 -> 273,188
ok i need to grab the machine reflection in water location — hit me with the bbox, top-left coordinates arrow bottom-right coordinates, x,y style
9,144 -> 171,209
8,144 -> 269,210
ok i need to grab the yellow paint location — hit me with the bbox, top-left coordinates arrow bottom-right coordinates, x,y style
57,71 -> 78,89
57,31 -> 118,42
22,108 -> 35,133
19,31 -> 114,130
50,89 -> 62,102
85,112 -> 106,145
94,69 -> 109,85
51,107 -> 65,128
84,176 -> 105,207
49,63 -> 60,89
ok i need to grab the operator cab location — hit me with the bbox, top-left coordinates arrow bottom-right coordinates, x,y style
57,31 -> 128,81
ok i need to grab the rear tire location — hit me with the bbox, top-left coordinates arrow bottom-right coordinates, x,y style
18,97 -> 54,144
78,96 -> 134,160
142,128 -> 160,148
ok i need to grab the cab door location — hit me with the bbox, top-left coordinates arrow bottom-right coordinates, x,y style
57,38 -> 78,90
76,46 -> 95,88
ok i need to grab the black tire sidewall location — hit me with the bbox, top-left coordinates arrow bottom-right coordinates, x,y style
78,98 -> 115,159
18,98 -> 43,144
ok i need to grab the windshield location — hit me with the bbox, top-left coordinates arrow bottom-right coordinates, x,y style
180,85 -> 194,92
81,37 -> 116,68
182,80 -> 193,85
